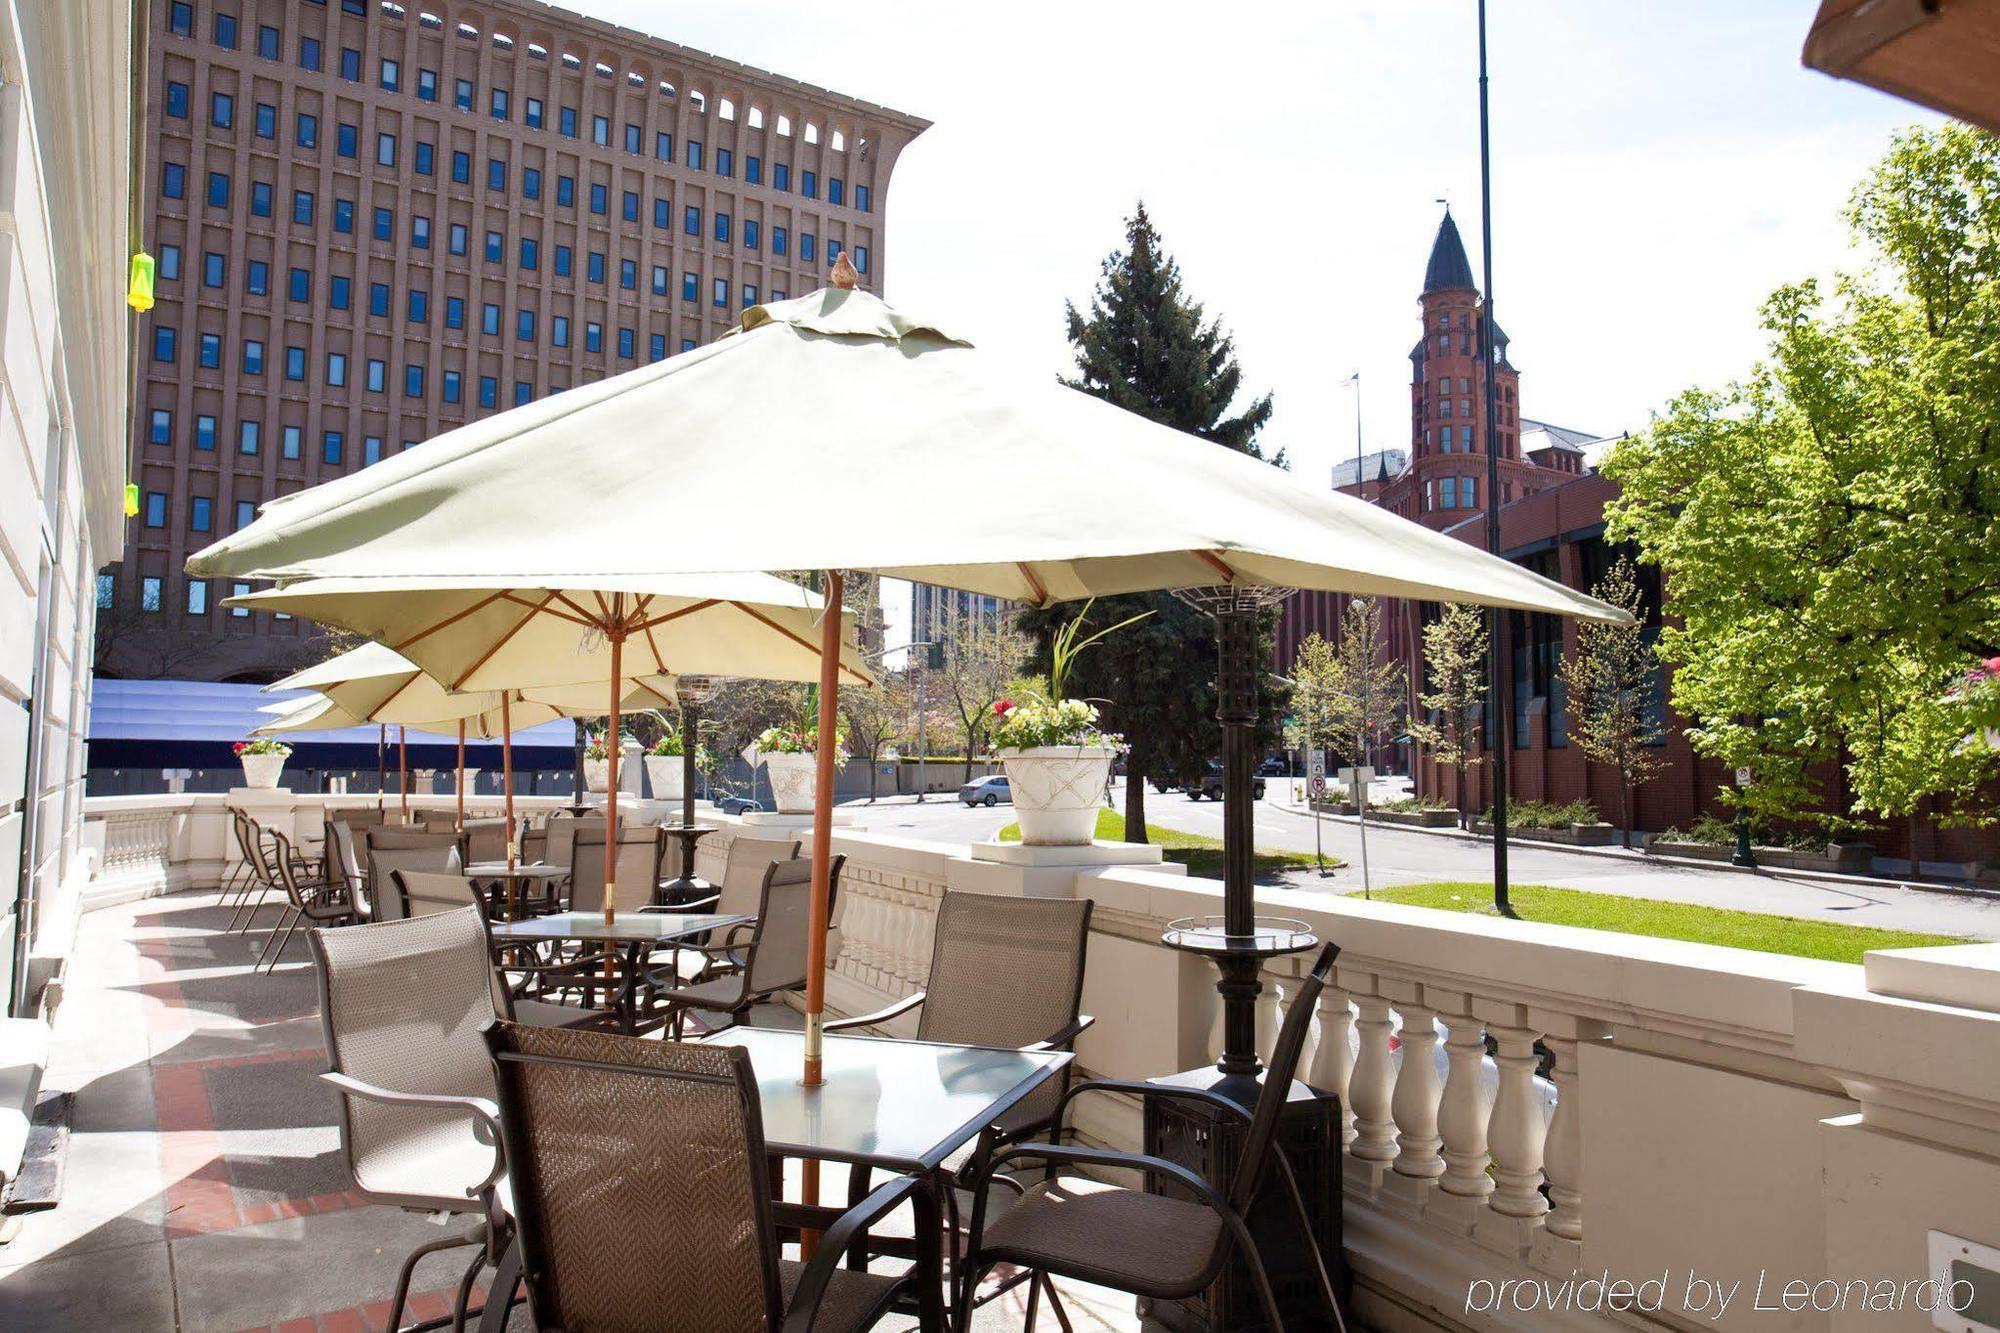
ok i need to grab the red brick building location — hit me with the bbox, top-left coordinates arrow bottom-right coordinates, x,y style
1276,212 -> 1993,865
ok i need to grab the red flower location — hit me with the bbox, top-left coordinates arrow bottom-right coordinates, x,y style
232,742 -> 248,756
1984,656 -> 2000,675
992,699 -> 1015,717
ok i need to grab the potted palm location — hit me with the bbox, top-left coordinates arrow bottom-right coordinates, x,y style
756,715 -> 846,815
233,738 -> 292,789
993,601 -> 1149,846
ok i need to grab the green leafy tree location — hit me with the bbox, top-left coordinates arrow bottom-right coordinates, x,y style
1022,203 -> 1286,842
1409,603 -> 1488,827
1604,125 -> 2000,833
1555,556 -> 1665,844
1330,598 -> 1404,784
1289,632 -> 1341,780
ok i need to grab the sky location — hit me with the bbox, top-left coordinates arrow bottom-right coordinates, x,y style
576,1 -> 1942,657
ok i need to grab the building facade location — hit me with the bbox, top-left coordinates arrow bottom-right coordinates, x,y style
111,0 -> 928,682
0,0 -> 135,1173
910,581 -> 1011,653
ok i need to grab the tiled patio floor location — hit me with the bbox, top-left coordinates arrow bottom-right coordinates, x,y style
0,890 -> 1143,1331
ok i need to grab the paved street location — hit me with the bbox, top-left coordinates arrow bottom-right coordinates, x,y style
843,781 -> 2000,939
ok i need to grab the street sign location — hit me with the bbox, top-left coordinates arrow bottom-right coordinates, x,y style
1336,766 -> 1375,786
1735,766 -> 1754,787
1305,750 -> 1327,800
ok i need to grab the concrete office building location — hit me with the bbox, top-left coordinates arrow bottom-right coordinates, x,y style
112,0 -> 928,681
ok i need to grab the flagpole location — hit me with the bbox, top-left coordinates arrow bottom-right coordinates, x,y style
1478,0 -> 1512,912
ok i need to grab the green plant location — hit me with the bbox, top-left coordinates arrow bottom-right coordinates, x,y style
1659,814 -> 1737,846
1376,795 -> 1450,813
1046,598 -> 1153,700
755,722 -> 847,759
990,697 -> 1125,752
233,739 -> 292,757
1481,798 -> 1599,830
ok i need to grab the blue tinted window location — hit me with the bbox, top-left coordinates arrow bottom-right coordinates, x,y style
246,259 -> 267,295
687,141 -> 703,171
257,24 -> 278,59
553,245 -> 572,276
285,346 -> 305,380
212,12 -> 237,48
684,205 -> 700,235
205,171 -> 229,207
329,275 -> 349,309
340,46 -> 360,81
772,227 -> 787,256
445,297 -> 464,329
523,167 -> 540,199
624,123 -> 640,154
408,290 -> 428,322
333,199 -> 352,232
803,171 -> 817,198
774,163 -> 790,192
717,148 -> 733,178
746,156 -> 762,185
586,251 -> 604,283
153,326 -> 177,361
653,198 -> 669,229
415,142 -> 434,175
655,132 -> 672,162
619,259 -> 635,290
293,189 -> 315,224
159,244 -> 181,280
405,365 -> 424,398
254,102 -> 275,138
369,283 -> 389,316
488,158 -> 506,191
296,112 -> 317,147
162,163 -> 185,198
203,252 -> 225,286
479,376 -> 497,407
210,91 -> 233,128
714,213 -> 730,244
584,321 -> 602,353
299,36 -> 320,71
589,183 -> 606,215
559,106 -> 577,138
372,207 -> 393,241
337,123 -> 357,157
452,150 -> 470,183
165,82 -> 189,118
856,184 -> 871,213
322,431 -> 343,465
519,237 -> 538,270
250,182 -> 271,216
199,333 -> 221,368
145,493 -> 166,528
681,271 -> 697,301
191,497 -> 212,531
169,3 -> 192,37
650,333 -> 666,361
556,175 -> 575,207
149,409 -> 173,444
622,190 -> 638,222
617,327 -> 634,358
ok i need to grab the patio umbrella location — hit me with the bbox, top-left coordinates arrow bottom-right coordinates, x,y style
229,573 -> 872,922
190,266 -> 1626,1092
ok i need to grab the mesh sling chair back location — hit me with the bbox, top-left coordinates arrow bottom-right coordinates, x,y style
476,1021 -> 942,1333
568,823 -> 663,914
325,808 -> 387,907
541,814 -> 603,885
365,826 -> 467,921
393,870 -> 601,1030
254,828 -> 356,973
462,817 -> 510,866
653,855 -> 844,1037
225,808 -> 278,933
309,906 -> 511,1332
957,941 -> 1348,1333
666,834 -> 802,983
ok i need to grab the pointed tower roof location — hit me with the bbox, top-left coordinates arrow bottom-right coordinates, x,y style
1423,211 -> 1478,294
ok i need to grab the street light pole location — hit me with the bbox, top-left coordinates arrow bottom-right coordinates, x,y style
1477,0 -> 1513,914
915,647 -> 929,803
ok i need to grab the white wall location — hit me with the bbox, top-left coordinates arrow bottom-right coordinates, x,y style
0,0 -> 132,1015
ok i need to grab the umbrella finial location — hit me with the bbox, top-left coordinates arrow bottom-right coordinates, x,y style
829,252 -> 860,290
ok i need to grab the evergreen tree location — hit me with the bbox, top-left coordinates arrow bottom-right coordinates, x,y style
1021,204 -> 1286,842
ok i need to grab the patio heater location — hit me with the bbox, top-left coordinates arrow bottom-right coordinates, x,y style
1148,584 -> 1343,1332
658,674 -> 721,903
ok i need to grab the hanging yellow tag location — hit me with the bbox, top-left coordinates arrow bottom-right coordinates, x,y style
127,252 -> 155,312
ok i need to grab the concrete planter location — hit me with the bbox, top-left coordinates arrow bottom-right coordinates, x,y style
644,755 -> 685,803
1373,807 -> 1460,828
238,753 -> 286,789
1473,820 -> 1616,847
764,752 -> 819,815
583,757 -> 610,793
1002,746 -> 1115,846
1651,839 -> 1734,862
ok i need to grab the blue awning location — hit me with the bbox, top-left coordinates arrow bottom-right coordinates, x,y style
89,678 -> 578,748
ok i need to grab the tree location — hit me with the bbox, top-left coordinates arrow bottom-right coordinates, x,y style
1289,631 -> 1341,872
930,604 -> 1028,778
1329,598 -> 1404,785
1556,557 -> 1665,844
1604,125 -> 2000,833
1409,603 -> 1488,827
841,668 -> 911,802
1022,202 -> 1288,842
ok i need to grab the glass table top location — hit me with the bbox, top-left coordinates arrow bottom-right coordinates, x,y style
704,1027 -> 1071,1172
489,911 -> 746,943
465,860 -> 566,878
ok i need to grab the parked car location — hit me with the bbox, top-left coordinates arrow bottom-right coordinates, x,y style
715,794 -> 763,815
1257,757 -> 1293,777
1188,762 -> 1266,802
958,775 -> 1012,808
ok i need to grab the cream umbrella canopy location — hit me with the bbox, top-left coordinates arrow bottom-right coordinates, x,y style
229,572 -> 873,922
190,271 -> 1627,1089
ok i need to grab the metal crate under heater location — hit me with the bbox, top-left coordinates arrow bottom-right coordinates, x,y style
1141,1074 -> 1345,1331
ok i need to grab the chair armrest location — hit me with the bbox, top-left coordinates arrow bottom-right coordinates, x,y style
1024,1013 -> 1095,1052
781,1174 -> 929,1333
823,990 -> 926,1033
1052,1077 -> 1251,1137
983,1142 -> 1233,1218
318,1072 -> 506,1195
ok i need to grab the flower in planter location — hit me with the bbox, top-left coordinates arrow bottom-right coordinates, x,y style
583,731 -> 634,762
233,739 -> 293,757
755,723 -> 848,762
991,600 -> 1150,753
649,728 -> 716,770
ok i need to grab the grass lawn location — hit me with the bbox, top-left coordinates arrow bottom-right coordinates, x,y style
1370,882 -> 1971,964
997,807 -> 1343,880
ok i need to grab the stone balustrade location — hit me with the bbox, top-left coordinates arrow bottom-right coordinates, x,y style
83,792 -> 2000,1332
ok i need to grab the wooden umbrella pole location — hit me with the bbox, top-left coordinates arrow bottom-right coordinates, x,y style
456,721 -> 466,831
376,725 -> 386,811
399,726 -> 409,819
604,606 -> 624,923
804,570 -> 843,1085
502,693 -> 517,919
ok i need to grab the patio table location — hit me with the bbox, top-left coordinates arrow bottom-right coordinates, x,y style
465,859 -> 566,920
702,1026 -> 1072,1175
489,910 -> 748,1033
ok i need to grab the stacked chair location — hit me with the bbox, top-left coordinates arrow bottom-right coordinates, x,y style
648,855 -> 844,1037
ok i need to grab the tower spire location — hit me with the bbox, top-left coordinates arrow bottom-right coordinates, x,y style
1423,208 -> 1478,294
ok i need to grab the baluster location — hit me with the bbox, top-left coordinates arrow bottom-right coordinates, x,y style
1474,1006 -> 1550,1257
1385,983 -> 1444,1205
1529,1016 -> 1604,1274
1308,979 -> 1356,1145
844,890 -> 878,975
896,888 -> 927,986
1347,983 -> 1398,1189
1428,994 -> 1494,1234
1255,970 -> 1284,1065
910,887 -> 938,982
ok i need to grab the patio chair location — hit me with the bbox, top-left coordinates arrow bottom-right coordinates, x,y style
649,855 -> 844,1037
364,827 -> 466,921
217,808 -> 261,928
475,1020 -> 942,1333
568,823 -> 662,915
518,822 -> 548,867
462,817 -> 509,866
662,834 -> 801,981
393,871 -> 600,1030
827,892 -> 1094,1302
255,829 -> 360,974
541,813 -> 602,886
324,808 -> 386,909
224,809 -> 279,933
309,907 -> 514,1333
955,942 -> 1348,1333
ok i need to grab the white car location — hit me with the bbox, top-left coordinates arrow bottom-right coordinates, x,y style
958,775 -> 1012,807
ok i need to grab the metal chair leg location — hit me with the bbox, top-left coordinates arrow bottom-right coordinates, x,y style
1023,1267 -> 1043,1332
252,907 -> 295,972
385,1229 -> 481,1333
257,910 -> 303,974
227,882 -> 272,934
449,1244 -> 485,1333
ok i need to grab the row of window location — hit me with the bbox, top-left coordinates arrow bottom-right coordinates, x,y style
1424,476 -> 1481,511
102,570 -> 260,619
155,163 -> 870,273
